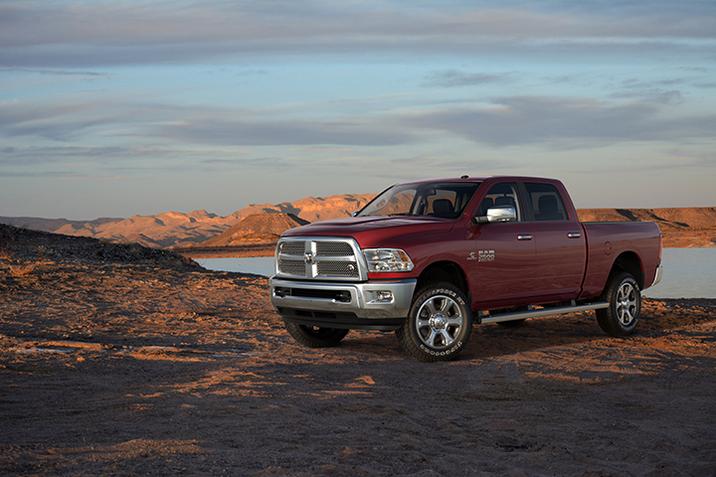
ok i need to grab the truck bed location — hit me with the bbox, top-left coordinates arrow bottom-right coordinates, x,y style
580,221 -> 662,298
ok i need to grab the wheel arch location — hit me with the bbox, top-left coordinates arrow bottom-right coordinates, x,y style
608,251 -> 645,289
416,260 -> 470,297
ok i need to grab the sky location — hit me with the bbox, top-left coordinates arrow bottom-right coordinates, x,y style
1,0 -> 715,219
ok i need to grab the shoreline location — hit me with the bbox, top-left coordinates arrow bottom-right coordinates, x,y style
173,243 -> 275,258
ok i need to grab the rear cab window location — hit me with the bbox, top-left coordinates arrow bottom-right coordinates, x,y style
524,183 -> 568,221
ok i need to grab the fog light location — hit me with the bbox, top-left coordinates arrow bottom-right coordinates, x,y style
336,291 -> 352,303
274,287 -> 290,298
368,290 -> 393,303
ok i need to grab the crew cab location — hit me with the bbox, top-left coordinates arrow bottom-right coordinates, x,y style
269,176 -> 662,361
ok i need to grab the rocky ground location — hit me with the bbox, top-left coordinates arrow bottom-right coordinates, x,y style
0,225 -> 715,476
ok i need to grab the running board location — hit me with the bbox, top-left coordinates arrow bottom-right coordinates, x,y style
480,302 -> 609,324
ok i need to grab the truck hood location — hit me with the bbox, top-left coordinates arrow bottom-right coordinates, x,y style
282,215 -> 448,236
281,215 -> 456,248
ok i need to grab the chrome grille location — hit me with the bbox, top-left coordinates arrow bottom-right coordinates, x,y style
317,261 -> 359,278
275,237 -> 365,281
277,258 -> 305,276
279,241 -> 305,255
315,241 -> 353,256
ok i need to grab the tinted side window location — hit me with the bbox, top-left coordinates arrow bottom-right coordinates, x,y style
479,183 -> 521,221
525,183 -> 567,221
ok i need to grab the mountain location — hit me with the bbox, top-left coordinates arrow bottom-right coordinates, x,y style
0,193 -> 374,249
202,213 -> 309,247
577,207 -> 716,247
231,193 -> 374,222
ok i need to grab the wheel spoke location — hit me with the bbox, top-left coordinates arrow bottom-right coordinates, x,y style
440,298 -> 450,312
425,329 -> 437,347
439,329 -> 453,346
417,319 -> 430,329
446,316 -> 463,326
425,299 -> 438,314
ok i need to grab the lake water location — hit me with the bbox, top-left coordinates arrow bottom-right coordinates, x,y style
195,248 -> 716,299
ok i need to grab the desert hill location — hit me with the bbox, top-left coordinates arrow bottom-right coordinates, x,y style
0,223 -> 197,270
202,213 -> 309,247
577,207 -> 716,247
231,193 -> 373,222
0,193 -> 373,249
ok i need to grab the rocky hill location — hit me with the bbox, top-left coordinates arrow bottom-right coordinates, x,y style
0,193 -> 373,249
230,193 -> 373,222
577,207 -> 716,247
202,213 -> 309,247
0,224 -> 198,270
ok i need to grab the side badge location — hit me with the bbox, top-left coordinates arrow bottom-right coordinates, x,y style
478,250 -> 495,262
468,250 -> 495,262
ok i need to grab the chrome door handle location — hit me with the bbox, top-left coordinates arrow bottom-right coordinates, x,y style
567,232 -> 581,239
517,234 -> 533,241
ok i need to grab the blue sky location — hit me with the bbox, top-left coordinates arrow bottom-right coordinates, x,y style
1,0 -> 715,219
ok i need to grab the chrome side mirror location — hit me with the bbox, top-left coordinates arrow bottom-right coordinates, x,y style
474,206 -> 517,224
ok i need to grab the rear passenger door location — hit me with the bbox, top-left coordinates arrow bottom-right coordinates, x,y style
521,182 -> 586,300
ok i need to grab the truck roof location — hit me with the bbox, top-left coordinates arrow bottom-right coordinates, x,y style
399,176 -> 559,185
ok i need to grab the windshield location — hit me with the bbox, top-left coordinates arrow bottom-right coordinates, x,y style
358,182 -> 481,218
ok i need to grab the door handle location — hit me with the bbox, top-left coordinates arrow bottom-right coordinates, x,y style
567,232 -> 581,239
517,234 -> 533,241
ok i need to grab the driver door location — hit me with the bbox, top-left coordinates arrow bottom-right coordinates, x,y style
466,182 -> 539,307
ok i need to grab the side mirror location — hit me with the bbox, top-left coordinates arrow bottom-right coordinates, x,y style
474,206 -> 517,224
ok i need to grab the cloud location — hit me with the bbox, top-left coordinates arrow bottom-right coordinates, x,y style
0,1 -> 714,67
0,67 -> 108,77
0,98 -> 417,146
404,96 -> 716,147
423,70 -> 514,87
155,118 -> 415,146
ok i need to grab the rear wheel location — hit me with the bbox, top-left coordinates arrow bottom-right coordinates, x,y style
596,272 -> 641,337
397,282 -> 472,362
284,322 -> 349,348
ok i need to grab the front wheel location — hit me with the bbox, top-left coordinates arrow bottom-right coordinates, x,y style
596,272 -> 641,337
284,322 -> 349,348
397,282 -> 473,362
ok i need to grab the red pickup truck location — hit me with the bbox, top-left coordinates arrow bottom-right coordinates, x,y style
270,176 -> 662,361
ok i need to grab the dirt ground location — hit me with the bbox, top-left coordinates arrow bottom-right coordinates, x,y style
1,230 -> 715,475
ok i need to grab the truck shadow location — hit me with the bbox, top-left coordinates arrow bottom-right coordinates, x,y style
341,299 -> 716,361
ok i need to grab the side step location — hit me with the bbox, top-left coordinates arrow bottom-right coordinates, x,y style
480,302 -> 609,324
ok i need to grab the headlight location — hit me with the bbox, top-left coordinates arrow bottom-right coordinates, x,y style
363,248 -> 414,272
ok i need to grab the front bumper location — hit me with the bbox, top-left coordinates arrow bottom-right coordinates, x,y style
269,277 -> 417,330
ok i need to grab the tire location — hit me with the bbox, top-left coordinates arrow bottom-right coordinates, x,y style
596,272 -> 641,337
497,318 -> 526,328
397,282 -> 473,362
284,321 -> 349,348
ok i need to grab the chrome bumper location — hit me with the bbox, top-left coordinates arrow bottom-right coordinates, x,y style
651,263 -> 663,287
269,277 -> 417,319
